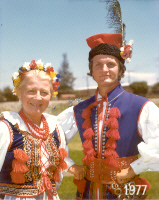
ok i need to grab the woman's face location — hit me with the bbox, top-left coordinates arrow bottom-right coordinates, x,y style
17,75 -> 52,120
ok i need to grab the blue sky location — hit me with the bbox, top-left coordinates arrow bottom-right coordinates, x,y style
0,0 -> 159,90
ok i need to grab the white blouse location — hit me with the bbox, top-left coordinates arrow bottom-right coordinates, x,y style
0,111 -> 75,200
57,97 -> 159,175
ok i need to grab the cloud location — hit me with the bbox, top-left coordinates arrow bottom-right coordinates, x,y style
124,71 -> 157,85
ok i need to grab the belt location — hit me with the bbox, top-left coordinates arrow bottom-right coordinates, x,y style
85,155 -> 138,184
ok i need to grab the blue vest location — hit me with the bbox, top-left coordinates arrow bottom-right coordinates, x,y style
74,83 -> 148,158
0,119 -> 60,197
74,84 -> 149,199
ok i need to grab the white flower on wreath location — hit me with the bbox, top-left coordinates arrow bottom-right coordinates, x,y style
36,59 -> 44,67
44,63 -> 51,71
12,72 -> 19,79
23,62 -> 30,71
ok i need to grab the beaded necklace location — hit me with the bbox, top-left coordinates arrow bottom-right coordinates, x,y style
19,109 -> 50,140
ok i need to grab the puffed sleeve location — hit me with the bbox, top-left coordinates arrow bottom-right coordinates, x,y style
0,121 -> 11,171
131,101 -> 159,174
57,106 -> 78,144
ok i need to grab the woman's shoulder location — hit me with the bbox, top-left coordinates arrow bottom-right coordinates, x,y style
1,111 -> 21,124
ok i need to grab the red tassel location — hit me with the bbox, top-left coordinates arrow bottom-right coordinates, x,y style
87,148 -> 96,156
12,159 -> 29,173
10,171 -> 25,184
14,148 -> 30,162
109,107 -> 121,118
104,118 -> 119,129
59,148 -> 68,160
106,129 -> 120,140
82,149 -> 87,154
59,160 -> 68,171
83,128 -> 95,140
73,178 -> 86,193
82,140 -> 93,150
104,149 -> 119,158
82,108 -> 91,119
105,138 -> 117,149
54,171 -> 60,182
82,154 -> 95,165
82,118 -> 92,129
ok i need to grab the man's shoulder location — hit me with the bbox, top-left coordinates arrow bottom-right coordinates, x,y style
124,91 -> 148,101
123,91 -> 149,107
74,95 -> 96,110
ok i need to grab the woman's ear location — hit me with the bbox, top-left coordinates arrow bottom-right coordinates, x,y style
16,88 -> 21,101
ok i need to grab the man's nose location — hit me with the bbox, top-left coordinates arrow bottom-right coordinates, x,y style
103,64 -> 108,71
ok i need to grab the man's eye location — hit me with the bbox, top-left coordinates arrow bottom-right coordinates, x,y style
108,63 -> 115,67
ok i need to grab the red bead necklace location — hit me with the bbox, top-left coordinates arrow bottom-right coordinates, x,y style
19,109 -> 50,140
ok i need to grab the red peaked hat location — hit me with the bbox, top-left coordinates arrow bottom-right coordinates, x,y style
86,33 -> 122,49
86,33 -> 124,63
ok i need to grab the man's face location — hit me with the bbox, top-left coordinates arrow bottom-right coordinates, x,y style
92,54 -> 122,90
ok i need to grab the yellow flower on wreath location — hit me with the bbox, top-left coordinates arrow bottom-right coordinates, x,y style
50,71 -> 57,79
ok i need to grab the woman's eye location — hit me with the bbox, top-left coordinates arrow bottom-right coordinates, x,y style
41,91 -> 48,95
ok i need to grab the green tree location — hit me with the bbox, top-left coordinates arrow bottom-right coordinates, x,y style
151,82 -> 159,94
3,86 -> 18,101
58,54 -> 76,95
130,81 -> 148,96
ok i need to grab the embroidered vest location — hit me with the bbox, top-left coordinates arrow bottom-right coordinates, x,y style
74,83 -> 148,158
0,119 -> 61,197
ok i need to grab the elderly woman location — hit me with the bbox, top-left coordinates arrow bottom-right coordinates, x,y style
0,60 -> 85,200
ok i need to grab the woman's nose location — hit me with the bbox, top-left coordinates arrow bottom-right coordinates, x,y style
34,91 -> 42,99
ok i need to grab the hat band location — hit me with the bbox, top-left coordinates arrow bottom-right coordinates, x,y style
89,43 -> 125,64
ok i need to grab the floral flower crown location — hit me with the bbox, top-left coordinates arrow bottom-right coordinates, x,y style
120,40 -> 133,63
12,59 -> 60,97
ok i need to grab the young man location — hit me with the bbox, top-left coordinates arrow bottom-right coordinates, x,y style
58,33 -> 159,199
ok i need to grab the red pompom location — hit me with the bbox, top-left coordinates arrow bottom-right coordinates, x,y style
83,128 -> 95,140
82,118 -> 92,129
73,178 -> 86,193
14,148 -> 30,162
108,107 -> 121,118
59,148 -> 68,160
59,160 -> 68,171
82,140 -> 93,150
104,156 -> 118,167
104,118 -> 119,129
104,149 -> 119,158
12,159 -> 29,173
10,171 -> 25,184
82,154 -> 95,165
105,138 -> 117,149
81,108 -> 91,119
87,148 -> 96,156
106,129 -> 120,140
